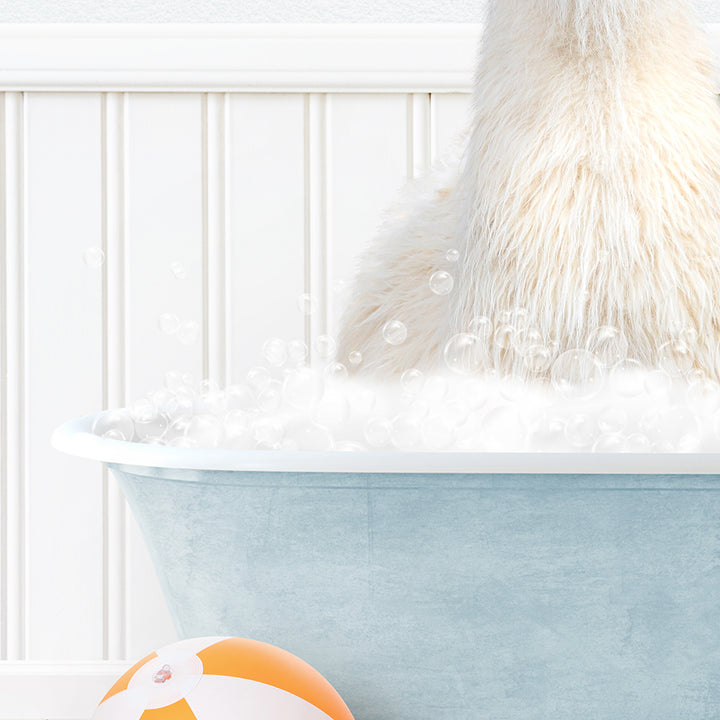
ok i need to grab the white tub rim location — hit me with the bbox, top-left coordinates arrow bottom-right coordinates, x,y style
51,412 -> 720,475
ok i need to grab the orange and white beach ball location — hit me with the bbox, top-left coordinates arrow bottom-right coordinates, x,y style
93,636 -> 354,720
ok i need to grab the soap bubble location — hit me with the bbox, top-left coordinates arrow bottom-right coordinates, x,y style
382,320 -> 408,345
523,344 -> 552,374
348,351 -> 363,366
263,338 -> 287,367
654,406 -> 701,452
223,409 -> 250,440
284,419 -> 333,450
564,413 -> 597,449
287,339 -> 308,365
446,248 -> 460,263
130,398 -> 157,424
401,368 -> 425,395
324,362 -> 348,381
421,414 -> 455,450
429,271 -> 454,296
170,261 -> 187,280
84,247 -> 105,268
481,406 -> 527,452
364,417 -> 393,448
225,384 -> 255,410
199,379 -> 220,397
158,313 -> 181,335
444,333 -> 482,375
659,339 -> 694,377
177,320 -> 200,345
315,335 -> 337,360
421,375 -> 449,403
468,316 -> 493,340
283,367 -> 323,410
686,377 -> 720,415
598,406 -> 628,435
297,293 -> 318,315
592,433 -> 625,453
246,366 -> 272,392
334,441 -> 367,452
347,384 -> 377,414
257,381 -> 283,413
551,349 -> 604,400
390,411 -> 422,449
164,370 -> 186,392
493,324 -> 516,350
252,416 -> 285,447
512,328 -> 543,357
186,414 -> 224,447
313,390 -> 350,426
499,307 -> 530,331
623,433 -> 652,453
586,326 -> 628,367
92,409 -> 134,442
134,414 -> 168,442
644,368 -> 672,395
610,359 -> 645,397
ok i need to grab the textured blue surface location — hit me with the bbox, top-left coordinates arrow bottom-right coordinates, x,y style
110,463 -> 720,720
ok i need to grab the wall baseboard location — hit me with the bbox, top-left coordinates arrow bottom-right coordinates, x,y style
0,23 -> 482,92
0,662 -> 130,719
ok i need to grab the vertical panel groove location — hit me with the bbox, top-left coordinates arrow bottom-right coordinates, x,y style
223,93 -> 232,385
204,93 -> 227,386
305,93 -> 329,362
0,92 -> 6,662
3,91 -> 26,661
410,93 -> 431,179
103,91 -> 127,661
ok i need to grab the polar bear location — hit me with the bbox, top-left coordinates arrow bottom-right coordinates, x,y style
336,0 -> 720,380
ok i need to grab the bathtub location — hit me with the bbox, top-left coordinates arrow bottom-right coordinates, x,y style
53,413 -> 720,720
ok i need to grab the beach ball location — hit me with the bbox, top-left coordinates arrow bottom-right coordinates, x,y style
93,636 -> 354,720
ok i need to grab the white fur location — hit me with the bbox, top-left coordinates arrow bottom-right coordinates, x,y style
336,0 -> 720,380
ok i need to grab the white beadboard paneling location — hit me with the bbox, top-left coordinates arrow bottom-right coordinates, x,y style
430,92 -> 471,164
2,91 -> 25,663
325,93 -> 410,345
24,92 -> 105,660
101,91 -> 127,662
227,93 -> 306,379
124,92 -> 204,397
124,92 -> 201,657
204,93 -> 229,387
0,661 -> 129,720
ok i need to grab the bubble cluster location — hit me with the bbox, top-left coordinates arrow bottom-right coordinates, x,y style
92,331 -> 720,453
93,298 -> 720,453
84,247 -> 105,269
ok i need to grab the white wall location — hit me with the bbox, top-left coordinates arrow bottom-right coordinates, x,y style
0,0 -> 718,24
0,24 -> 476,720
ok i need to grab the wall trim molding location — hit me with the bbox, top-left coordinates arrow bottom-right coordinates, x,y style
0,661 -> 130,718
0,23 -> 483,93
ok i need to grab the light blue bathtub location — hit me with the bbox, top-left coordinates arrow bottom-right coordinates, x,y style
54,414 -> 720,720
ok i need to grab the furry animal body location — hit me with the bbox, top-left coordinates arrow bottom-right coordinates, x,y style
336,0 -> 720,380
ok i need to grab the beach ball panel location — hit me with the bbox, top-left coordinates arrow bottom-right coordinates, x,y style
93,687 -> 149,720
186,674 -> 336,720
140,698 -> 196,719
198,638 -> 353,720
101,651 -> 158,703
129,650 -> 203,709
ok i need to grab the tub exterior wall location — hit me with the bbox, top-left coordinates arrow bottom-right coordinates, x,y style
112,464 -> 720,720
1,20 -> 720,720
